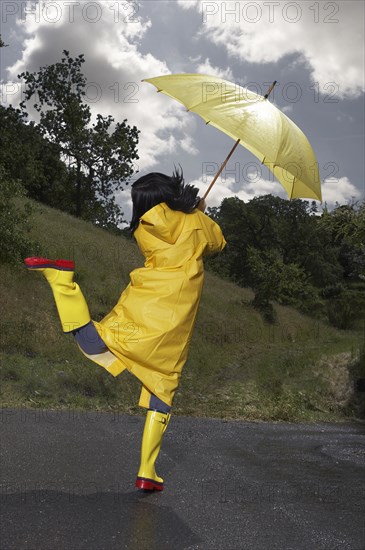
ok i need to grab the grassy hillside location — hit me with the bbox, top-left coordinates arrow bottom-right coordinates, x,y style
0,200 -> 363,421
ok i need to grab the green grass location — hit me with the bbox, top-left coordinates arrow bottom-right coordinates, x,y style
0,199 -> 363,422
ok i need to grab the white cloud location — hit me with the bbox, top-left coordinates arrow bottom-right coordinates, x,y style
180,135 -> 199,155
195,57 -> 234,81
187,174 -> 362,212
115,187 -> 134,226
2,0 -> 192,173
177,0 -> 365,99
188,174 -> 286,208
321,177 -> 363,209
177,1 -> 200,9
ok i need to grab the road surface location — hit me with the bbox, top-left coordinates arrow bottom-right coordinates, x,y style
1,408 -> 364,549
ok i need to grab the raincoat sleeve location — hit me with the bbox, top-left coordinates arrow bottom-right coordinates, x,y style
196,210 -> 227,256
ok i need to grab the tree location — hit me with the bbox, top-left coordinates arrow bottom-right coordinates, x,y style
18,50 -> 139,228
0,34 -> 8,48
319,201 -> 365,328
0,165 -> 39,265
206,197 -> 248,282
246,246 -> 320,322
0,105 -> 70,207
320,201 -> 365,279
209,194 -> 342,289
206,194 -> 345,320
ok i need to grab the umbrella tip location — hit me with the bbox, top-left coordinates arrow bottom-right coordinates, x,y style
264,80 -> 277,99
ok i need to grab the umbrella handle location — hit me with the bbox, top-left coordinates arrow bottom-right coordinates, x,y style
202,80 -> 277,201
202,138 -> 241,200
264,80 -> 277,99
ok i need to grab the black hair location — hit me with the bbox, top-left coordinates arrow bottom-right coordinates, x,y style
129,167 -> 200,234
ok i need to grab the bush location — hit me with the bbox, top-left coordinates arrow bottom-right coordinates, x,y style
251,293 -> 277,324
321,283 -> 345,299
327,290 -> 365,329
247,247 -> 322,321
0,166 -> 40,264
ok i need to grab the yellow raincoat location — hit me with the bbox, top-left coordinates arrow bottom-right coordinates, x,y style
83,202 -> 226,408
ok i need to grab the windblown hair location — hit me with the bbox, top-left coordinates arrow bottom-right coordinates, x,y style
129,167 -> 200,234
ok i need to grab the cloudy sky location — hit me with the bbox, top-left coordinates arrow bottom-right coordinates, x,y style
1,0 -> 364,221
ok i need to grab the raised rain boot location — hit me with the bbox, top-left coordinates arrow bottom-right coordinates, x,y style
136,409 -> 171,491
24,257 -> 90,333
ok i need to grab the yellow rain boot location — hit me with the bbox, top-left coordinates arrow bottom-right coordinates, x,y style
136,409 -> 171,491
24,257 -> 90,333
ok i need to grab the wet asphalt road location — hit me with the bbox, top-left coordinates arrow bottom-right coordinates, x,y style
0,408 -> 364,550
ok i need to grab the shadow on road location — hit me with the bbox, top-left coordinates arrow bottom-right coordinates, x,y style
1,489 -> 202,550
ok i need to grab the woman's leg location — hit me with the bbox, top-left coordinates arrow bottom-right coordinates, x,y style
136,395 -> 171,491
73,322 -> 173,492
72,321 -> 109,354
149,394 -> 171,414
24,257 -> 90,332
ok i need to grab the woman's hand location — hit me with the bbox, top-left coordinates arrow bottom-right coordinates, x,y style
197,198 -> 206,212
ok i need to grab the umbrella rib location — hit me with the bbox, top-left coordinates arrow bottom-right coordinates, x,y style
186,93 -> 265,115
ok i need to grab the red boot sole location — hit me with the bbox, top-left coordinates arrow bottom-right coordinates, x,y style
24,257 -> 75,271
135,477 -> 164,491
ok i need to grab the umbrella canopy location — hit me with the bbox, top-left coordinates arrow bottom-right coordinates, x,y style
143,74 -> 321,202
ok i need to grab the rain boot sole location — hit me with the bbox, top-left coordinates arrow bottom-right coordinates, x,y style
24,257 -> 75,271
135,477 -> 164,491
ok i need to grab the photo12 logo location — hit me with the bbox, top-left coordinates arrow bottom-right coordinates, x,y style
201,160 -> 340,186
1,79 -> 140,106
1,1 -> 140,25
200,80 -> 340,104
201,2 -> 340,24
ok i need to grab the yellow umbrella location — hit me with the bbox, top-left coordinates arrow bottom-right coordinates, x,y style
143,74 -> 321,202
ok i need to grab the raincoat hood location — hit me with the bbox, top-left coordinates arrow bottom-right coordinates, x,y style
133,201 -> 226,271
138,202 -> 184,245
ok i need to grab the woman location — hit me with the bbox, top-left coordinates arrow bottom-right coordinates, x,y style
25,168 -> 226,491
